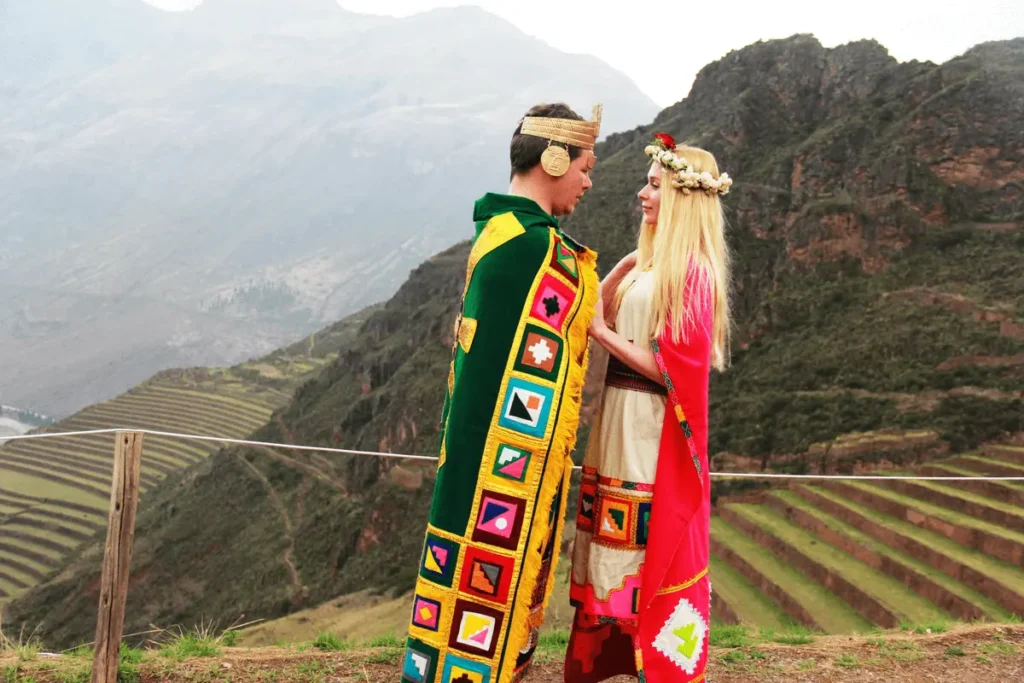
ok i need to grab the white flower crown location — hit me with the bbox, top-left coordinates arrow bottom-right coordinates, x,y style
644,135 -> 733,196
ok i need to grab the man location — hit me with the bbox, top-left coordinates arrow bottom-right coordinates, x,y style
402,103 -> 602,683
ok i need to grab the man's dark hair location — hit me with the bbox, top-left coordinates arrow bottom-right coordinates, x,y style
510,103 -> 585,179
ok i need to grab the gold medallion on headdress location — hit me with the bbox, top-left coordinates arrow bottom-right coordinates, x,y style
540,144 -> 571,177
521,104 -> 603,177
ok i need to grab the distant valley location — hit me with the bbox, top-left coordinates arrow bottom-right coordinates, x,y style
0,0 -> 657,416
0,404 -> 53,437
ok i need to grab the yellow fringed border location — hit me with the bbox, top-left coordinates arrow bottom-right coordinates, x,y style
501,243 -> 599,682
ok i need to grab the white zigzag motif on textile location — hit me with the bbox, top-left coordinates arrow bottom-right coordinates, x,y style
498,446 -> 521,465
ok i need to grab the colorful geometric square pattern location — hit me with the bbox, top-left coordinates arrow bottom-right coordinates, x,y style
402,638 -> 439,683
449,599 -> 505,658
472,490 -> 526,550
653,596 -> 708,676
491,443 -> 532,483
637,501 -> 652,545
529,273 -> 576,332
513,324 -> 563,381
498,377 -> 554,439
580,492 -> 595,523
460,546 -> 514,604
599,498 -> 632,542
549,238 -> 579,285
419,533 -> 459,587
441,652 -> 492,683
473,491 -> 528,548
576,478 -> 597,532
411,595 -> 441,632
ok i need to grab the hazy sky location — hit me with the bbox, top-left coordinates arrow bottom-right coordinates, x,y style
148,0 -> 1023,106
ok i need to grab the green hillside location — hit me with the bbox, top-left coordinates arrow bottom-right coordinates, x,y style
0,307 -> 377,607
709,445 -> 1024,631
237,446 -> 1024,644
5,35 -> 1023,648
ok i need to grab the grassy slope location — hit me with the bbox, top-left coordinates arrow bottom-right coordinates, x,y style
0,306 -> 378,608
727,504 -> 950,625
3,624 -> 1023,683
889,479 -> 1024,521
709,555 -> 797,631
771,490 -> 1013,621
803,485 -> 1024,592
842,482 -> 1024,546
702,447 -> 1024,635
711,518 -> 873,633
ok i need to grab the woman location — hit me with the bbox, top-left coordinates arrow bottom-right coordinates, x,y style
564,134 -> 732,683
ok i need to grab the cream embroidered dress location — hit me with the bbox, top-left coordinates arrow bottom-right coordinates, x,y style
570,270 -> 666,618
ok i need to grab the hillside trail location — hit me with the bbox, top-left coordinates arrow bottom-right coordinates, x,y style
272,415 -> 350,491
231,451 -> 301,593
3,624 -> 1021,682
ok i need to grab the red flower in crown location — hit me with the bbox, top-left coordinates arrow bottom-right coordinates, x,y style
652,132 -> 676,150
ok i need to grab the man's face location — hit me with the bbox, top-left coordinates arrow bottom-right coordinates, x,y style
549,150 -> 596,216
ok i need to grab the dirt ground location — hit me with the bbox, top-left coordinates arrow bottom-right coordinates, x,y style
2,624 -> 1022,682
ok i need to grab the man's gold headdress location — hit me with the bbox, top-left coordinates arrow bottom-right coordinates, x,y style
520,104 -> 603,177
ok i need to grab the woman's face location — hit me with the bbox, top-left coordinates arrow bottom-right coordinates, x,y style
637,161 -> 662,225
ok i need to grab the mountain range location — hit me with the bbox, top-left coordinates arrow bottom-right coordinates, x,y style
0,0 -> 657,416
5,34 -> 1021,647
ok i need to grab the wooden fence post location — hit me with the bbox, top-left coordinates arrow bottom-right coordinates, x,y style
91,431 -> 144,683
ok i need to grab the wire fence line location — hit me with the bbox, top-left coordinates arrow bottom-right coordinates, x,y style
2,427 -> 1023,481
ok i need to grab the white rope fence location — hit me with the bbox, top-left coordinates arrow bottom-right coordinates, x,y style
0,427 -> 438,462
2,427 -> 1023,481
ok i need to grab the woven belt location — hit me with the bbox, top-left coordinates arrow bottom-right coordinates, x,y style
605,355 -> 666,395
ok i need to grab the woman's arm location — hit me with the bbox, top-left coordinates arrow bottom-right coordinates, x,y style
599,252 -> 637,315
589,299 -> 665,385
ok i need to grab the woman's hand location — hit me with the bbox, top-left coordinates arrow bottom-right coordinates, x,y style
587,295 -> 663,384
599,251 -> 638,320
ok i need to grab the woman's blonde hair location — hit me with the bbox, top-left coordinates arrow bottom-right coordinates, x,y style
615,145 -> 732,371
